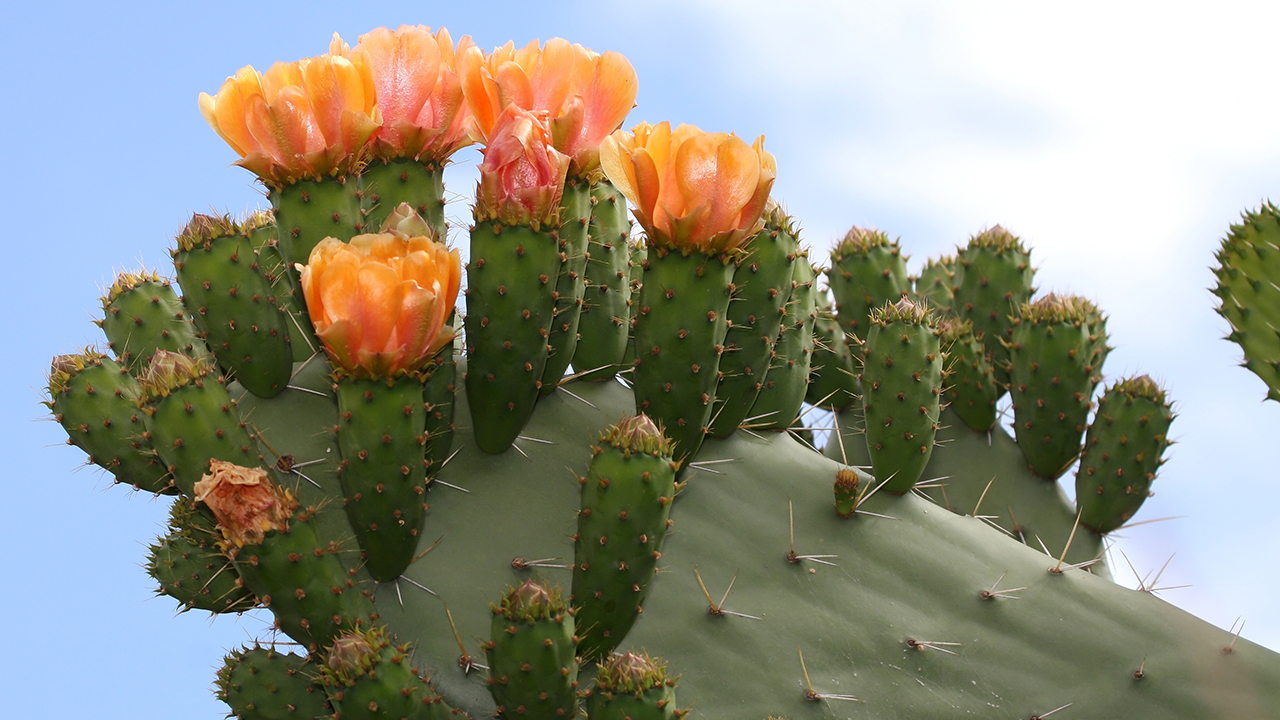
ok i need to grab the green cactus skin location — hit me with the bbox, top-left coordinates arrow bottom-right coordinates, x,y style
826,227 -> 910,344
832,467 -> 863,518
173,214 -> 294,399
229,504 -> 377,653
1213,202 -> 1280,401
147,498 -> 253,613
633,247 -> 736,465
137,353 -> 260,496
423,348 -> 457,481
99,271 -> 205,372
360,158 -> 447,239
939,317 -> 1000,433
747,260 -> 817,432
216,645 -> 332,720
334,375 -> 428,582
574,178 -> 633,382
541,177 -> 592,395
243,211 -> 317,363
1008,295 -> 1097,479
952,226 -> 1035,387
485,580 -> 579,719
1076,376 -> 1174,534
620,240 -> 645,370
586,652 -> 682,720
860,299 -> 944,493
913,254 -> 959,314
465,221 -> 563,453
806,302 -> 859,412
322,625 -> 459,720
270,175 -> 363,267
708,207 -> 801,437
572,416 -> 677,660
47,350 -> 174,493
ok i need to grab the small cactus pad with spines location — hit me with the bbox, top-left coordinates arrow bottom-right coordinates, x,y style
99,270 -> 204,372
216,645 -> 332,720
827,226 -> 910,344
952,225 -> 1035,386
913,254 -> 959,313
465,221 -> 563,453
422,346 -> 458,481
541,177 -> 592,394
146,498 -> 254,613
136,351 -> 259,495
321,624 -> 457,720
860,298 -> 945,493
361,158 -> 448,239
575,178 -> 634,381
1076,376 -> 1175,534
709,205 -> 800,436
573,415 -> 677,659
833,468 -> 862,518
47,350 -> 173,493
806,301 -> 859,411
586,652 -> 682,720
632,246 -> 736,465
486,580 -> 579,720
173,213 -> 294,399
747,259 -> 817,432
270,175 -> 363,267
242,209 -> 315,362
1213,201 -> 1280,401
333,374 -> 429,582
938,318 -> 1000,432
1009,294 -> 1098,479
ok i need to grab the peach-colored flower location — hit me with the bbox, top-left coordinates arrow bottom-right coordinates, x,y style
600,122 -> 776,255
194,461 -> 297,547
460,38 -> 637,176
474,105 -> 571,229
333,26 -> 474,162
199,51 -> 381,186
299,233 -> 460,378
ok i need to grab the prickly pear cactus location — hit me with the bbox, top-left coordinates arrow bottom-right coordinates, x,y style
46,24 -> 1280,720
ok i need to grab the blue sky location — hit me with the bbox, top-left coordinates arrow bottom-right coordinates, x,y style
6,2 -> 1280,717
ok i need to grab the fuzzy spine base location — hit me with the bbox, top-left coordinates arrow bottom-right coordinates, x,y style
465,221 -> 562,453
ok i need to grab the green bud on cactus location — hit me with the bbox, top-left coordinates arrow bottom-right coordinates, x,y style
1009,293 -> 1098,479
1212,201 -> 1280,401
833,468 -> 862,518
99,269 -> 206,372
938,318 -> 1000,432
486,580 -> 579,720
860,298 -> 945,493
47,349 -> 174,493
216,645 -> 332,720
827,226 -> 910,344
321,624 -> 457,720
588,652 -> 683,720
1076,375 -> 1175,534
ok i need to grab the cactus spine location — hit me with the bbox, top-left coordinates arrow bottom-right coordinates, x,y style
572,415 -> 677,659
574,178 -> 633,381
540,177 -> 592,393
746,259 -> 817,431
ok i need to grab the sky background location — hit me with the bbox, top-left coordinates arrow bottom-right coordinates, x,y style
6,1 -> 1280,717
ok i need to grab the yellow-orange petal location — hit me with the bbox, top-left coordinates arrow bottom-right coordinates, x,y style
354,260 -> 402,353
705,136 -> 761,233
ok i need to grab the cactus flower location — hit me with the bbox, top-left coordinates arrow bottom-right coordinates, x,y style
460,38 -> 638,176
193,460 -> 297,547
600,122 -> 776,255
334,26 -> 474,162
474,104 -> 571,229
299,232 -> 461,379
199,51 -> 381,186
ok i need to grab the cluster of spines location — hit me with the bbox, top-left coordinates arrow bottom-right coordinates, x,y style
586,652 -> 684,720
485,580 -> 580,719
1076,375 -> 1175,533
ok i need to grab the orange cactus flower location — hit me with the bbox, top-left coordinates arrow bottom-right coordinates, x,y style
199,51 -> 381,186
299,231 -> 460,379
475,104 -> 571,230
600,122 -> 777,255
333,26 -> 474,162
193,461 -> 298,548
459,38 -> 637,176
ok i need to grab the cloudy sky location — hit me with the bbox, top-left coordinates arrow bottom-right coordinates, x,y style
6,1 -> 1280,717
